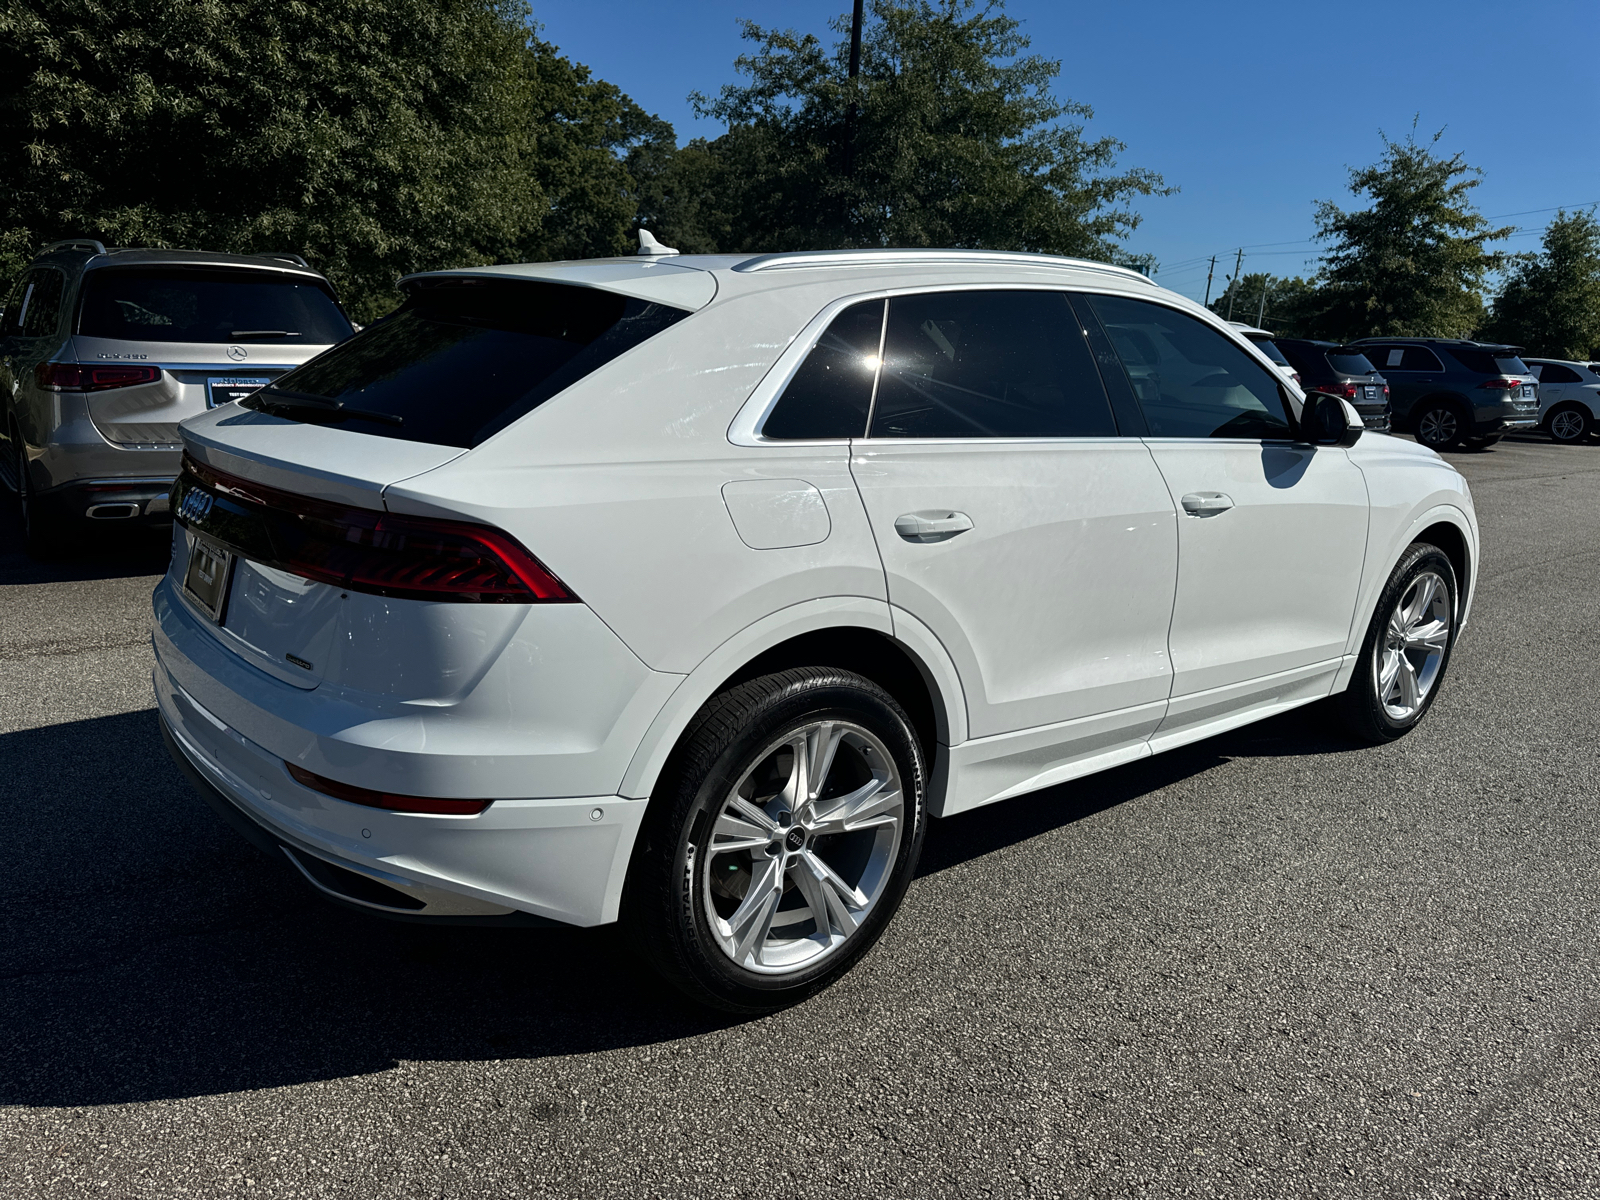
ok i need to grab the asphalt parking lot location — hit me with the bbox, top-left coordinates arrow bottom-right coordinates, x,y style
3,434 -> 1599,1199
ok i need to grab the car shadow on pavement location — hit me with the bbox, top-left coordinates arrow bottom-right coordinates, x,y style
0,702 -> 1367,1108
0,503 -> 171,585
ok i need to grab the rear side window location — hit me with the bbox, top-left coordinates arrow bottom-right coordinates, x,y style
763,299 -> 883,439
1248,336 -> 1292,367
1087,294 -> 1292,439
869,290 -> 1116,438
22,268 -> 64,337
1376,346 -> 1443,371
250,279 -> 690,448
1326,352 -> 1378,376
1449,348 -> 1530,375
1535,363 -> 1582,384
78,267 -> 352,344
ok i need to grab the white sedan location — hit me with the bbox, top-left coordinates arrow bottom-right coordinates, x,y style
153,245 -> 1478,1011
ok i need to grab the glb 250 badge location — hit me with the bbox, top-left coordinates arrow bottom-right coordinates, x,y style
178,489 -> 214,523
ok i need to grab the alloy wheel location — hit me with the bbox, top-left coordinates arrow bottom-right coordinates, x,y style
1416,407 -> 1458,448
699,719 -> 904,975
1375,570 -> 1452,721
1550,408 -> 1588,443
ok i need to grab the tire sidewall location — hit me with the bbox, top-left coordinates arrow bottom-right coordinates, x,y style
1348,544 -> 1458,740
630,670 -> 926,1012
1415,402 -> 1467,450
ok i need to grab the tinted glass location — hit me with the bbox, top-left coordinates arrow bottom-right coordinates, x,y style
1086,294 -> 1292,439
1326,352 -> 1378,376
1535,363 -> 1581,384
248,279 -> 689,448
764,299 -> 882,439
869,290 -> 1115,438
78,267 -> 352,344
3,275 -> 34,336
1449,348 -> 1530,375
1376,346 -> 1443,371
1248,335 -> 1292,366
23,269 -> 64,337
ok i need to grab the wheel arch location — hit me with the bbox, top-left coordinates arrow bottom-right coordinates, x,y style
1407,391 -> 1473,431
1414,518 -> 1471,612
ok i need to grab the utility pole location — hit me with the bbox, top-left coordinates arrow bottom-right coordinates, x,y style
1202,255 -> 1217,307
1224,247 -> 1244,320
844,0 -> 864,176
1256,279 -> 1268,328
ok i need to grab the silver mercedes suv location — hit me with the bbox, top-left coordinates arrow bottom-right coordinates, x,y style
1,240 -> 355,555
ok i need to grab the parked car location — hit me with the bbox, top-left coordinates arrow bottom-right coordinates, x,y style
1273,339 -> 1391,432
0,240 -> 354,555
1346,337 -> 1538,450
1525,358 -> 1600,444
1228,321 -> 1300,386
154,246 -> 1478,1012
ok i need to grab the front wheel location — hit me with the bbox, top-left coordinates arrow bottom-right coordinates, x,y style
624,668 -> 926,1012
1337,543 -> 1458,744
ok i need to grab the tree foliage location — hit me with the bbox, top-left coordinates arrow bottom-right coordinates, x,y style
1310,129 -> 1510,340
1481,210 -> 1600,359
638,0 -> 1169,258
1207,272 -> 1324,337
0,0 -> 664,320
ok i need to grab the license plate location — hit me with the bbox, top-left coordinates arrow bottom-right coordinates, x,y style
206,376 -> 271,409
1522,385 -> 1535,399
183,535 -> 234,622
1363,386 -> 1377,400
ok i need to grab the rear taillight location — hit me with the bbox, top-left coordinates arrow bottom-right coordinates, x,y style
1290,371 -> 1302,386
1478,377 -> 1522,391
1324,381 -> 1359,399
286,763 -> 491,816
178,455 -> 576,604
36,362 -> 161,391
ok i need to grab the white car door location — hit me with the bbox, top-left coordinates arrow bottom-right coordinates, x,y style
847,289 -> 1178,803
1080,292 -> 1370,748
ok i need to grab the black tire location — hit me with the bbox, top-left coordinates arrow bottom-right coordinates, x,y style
1545,403 -> 1592,444
13,431 -> 65,560
1337,543 -> 1458,744
1413,401 -> 1467,451
624,667 -> 927,1013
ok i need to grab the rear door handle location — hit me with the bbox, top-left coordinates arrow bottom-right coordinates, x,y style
1181,492 -> 1234,516
894,510 -> 974,542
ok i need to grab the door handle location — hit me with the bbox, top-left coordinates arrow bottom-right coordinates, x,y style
1180,492 -> 1234,516
894,510 -> 974,542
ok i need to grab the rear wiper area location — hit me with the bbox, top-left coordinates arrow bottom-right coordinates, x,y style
245,388 -> 404,427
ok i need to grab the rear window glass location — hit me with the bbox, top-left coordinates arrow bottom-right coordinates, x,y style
1325,352 -> 1377,375
1450,349 -> 1529,375
248,279 -> 690,448
78,267 -> 352,344
1247,336 -> 1291,366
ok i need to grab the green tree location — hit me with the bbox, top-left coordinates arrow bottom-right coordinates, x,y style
1481,210 -> 1600,359
1207,272 -> 1325,337
0,0 -> 667,320
643,0 -> 1169,257
1310,128 -> 1511,340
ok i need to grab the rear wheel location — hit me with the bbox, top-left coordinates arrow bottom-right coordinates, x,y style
1546,403 -> 1592,444
625,667 -> 926,1013
1337,543 -> 1457,744
1414,402 -> 1466,451
12,431 -> 65,559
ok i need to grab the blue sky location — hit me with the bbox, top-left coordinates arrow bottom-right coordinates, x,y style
535,0 -> 1600,304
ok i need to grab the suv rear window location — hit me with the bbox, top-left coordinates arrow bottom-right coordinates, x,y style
248,279 -> 690,448
1246,336 -> 1292,367
1325,352 -> 1377,376
1450,348 -> 1530,375
78,267 -> 352,344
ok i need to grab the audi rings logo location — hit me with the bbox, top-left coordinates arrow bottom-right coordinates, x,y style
227,344 -> 249,361
178,489 -> 214,524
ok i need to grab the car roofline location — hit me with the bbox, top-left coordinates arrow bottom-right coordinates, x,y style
728,247 -> 1158,284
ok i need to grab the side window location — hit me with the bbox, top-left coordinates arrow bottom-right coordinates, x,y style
1537,363 -> 1580,384
763,299 -> 883,439
869,290 -> 1116,438
1381,346 -> 1442,371
22,269 -> 64,337
1084,293 -> 1293,439
6,273 -> 38,337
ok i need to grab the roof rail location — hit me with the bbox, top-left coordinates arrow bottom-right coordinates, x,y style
40,238 -> 107,257
732,247 -> 1157,283
259,252 -> 311,269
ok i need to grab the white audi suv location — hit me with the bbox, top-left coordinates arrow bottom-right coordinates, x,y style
154,247 -> 1478,1011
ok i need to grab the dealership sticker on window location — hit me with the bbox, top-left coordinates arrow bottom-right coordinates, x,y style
206,376 -> 271,408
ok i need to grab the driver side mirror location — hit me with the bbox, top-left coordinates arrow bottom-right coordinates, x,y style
1298,391 -> 1363,448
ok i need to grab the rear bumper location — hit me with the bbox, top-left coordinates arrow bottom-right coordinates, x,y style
154,650 -> 648,927
35,476 -> 174,522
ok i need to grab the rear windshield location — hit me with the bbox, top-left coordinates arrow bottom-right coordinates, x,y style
1325,352 -> 1378,376
1450,348 -> 1529,375
78,267 -> 352,344
1247,335 -> 1291,367
246,279 -> 689,447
